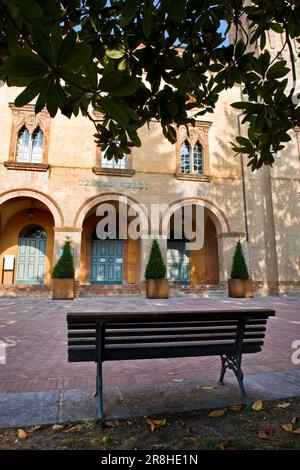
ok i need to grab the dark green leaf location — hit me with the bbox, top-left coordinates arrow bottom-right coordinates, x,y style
161,0 -> 186,22
120,0 -> 138,28
101,98 -> 130,125
14,78 -> 46,107
110,77 -> 142,96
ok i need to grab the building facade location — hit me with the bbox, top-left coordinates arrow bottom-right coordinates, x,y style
0,33 -> 300,297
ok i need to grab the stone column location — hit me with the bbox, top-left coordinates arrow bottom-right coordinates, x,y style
53,229 -> 82,281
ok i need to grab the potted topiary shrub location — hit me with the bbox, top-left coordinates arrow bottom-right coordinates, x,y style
228,241 -> 253,298
52,239 -> 75,300
145,239 -> 169,299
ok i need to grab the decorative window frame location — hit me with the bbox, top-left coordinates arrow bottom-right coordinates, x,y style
92,111 -> 135,177
93,146 -> 135,177
4,103 -> 51,172
175,121 -> 212,182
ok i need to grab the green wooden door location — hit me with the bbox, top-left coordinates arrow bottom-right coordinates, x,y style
90,239 -> 124,284
16,238 -> 47,284
167,241 -> 190,284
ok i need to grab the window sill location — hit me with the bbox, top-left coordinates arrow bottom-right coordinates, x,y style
92,167 -> 135,177
175,172 -> 212,182
4,161 -> 50,172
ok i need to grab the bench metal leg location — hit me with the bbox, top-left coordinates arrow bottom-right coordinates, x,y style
218,355 -> 227,385
218,353 -> 251,405
97,359 -> 104,419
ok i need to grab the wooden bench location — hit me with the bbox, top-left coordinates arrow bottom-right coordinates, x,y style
67,309 -> 275,418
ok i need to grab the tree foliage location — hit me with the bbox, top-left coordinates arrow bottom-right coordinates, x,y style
230,240 -> 249,280
0,0 -> 299,168
145,239 -> 166,280
52,239 -> 75,279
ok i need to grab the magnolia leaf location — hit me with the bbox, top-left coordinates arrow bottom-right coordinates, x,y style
209,409 -> 226,418
117,58 -> 127,71
105,420 -> 120,428
14,78 -> 46,107
105,49 -> 125,60
201,386 -> 214,391
281,423 -> 293,433
229,405 -> 242,412
52,424 -> 64,432
276,402 -> 291,409
17,429 -> 28,440
257,431 -> 268,439
147,418 -> 167,432
183,436 -> 197,444
293,428 -> 300,434
252,400 -> 263,411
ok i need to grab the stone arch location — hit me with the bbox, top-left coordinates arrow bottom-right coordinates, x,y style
0,188 -> 64,227
73,192 -> 149,233
160,197 -> 229,236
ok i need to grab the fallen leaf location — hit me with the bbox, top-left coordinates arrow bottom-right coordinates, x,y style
229,405 -> 242,412
218,439 -> 230,450
201,386 -> 214,391
31,425 -> 42,431
257,431 -> 268,439
292,428 -> 300,434
188,426 -> 199,433
252,400 -> 263,411
52,424 -> 64,432
172,379 -> 183,382
65,426 -> 79,433
147,418 -> 167,432
276,402 -> 291,409
17,429 -> 28,440
183,436 -> 197,444
105,420 -> 120,428
292,416 -> 299,424
209,409 -> 226,418
102,436 -> 109,443
281,423 -> 293,433
92,391 -> 97,397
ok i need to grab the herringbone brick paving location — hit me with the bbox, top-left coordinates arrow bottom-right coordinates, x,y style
0,296 -> 299,394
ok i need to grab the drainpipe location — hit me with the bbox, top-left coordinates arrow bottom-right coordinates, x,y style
237,111 -> 249,242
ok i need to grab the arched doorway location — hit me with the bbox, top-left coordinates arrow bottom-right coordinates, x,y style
0,195 -> 55,285
90,230 -> 124,284
16,224 -> 47,284
163,200 -> 223,286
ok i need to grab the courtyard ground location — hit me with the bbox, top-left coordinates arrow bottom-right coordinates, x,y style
0,296 -> 300,428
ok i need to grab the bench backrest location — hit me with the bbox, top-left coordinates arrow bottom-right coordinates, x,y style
67,309 -> 275,363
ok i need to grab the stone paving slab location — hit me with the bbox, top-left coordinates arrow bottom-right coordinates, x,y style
0,391 -> 60,428
1,369 -> 300,428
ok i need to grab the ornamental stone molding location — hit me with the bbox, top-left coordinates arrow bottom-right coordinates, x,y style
175,121 -> 212,176
7,103 -> 51,165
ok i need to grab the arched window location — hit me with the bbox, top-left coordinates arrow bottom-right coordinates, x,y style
31,127 -> 44,163
15,126 -> 31,162
180,139 -> 203,175
16,126 -> 44,163
19,225 -> 47,239
193,142 -> 203,174
180,140 -> 191,173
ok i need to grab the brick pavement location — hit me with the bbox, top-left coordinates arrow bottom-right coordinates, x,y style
0,296 -> 299,396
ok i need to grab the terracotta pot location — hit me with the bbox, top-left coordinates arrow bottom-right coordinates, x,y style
52,279 -> 75,300
146,279 -> 169,299
228,279 -> 253,298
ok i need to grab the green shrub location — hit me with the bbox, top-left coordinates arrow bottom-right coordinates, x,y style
52,240 -> 75,279
230,241 -> 249,280
145,239 -> 166,280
